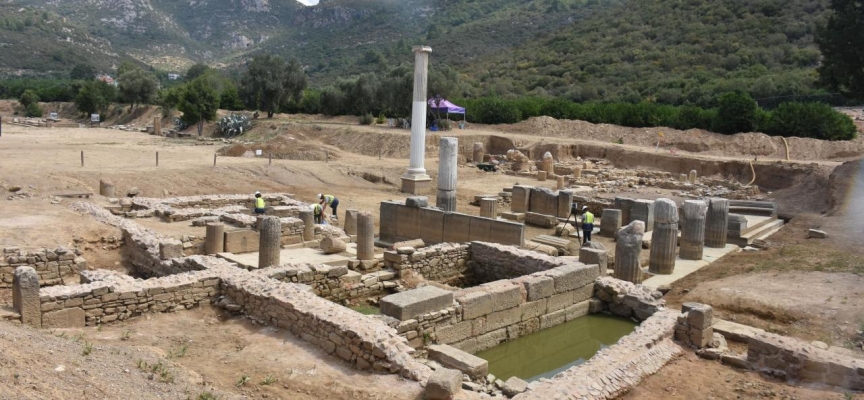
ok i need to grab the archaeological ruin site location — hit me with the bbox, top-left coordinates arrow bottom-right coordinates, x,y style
2,46 -> 864,400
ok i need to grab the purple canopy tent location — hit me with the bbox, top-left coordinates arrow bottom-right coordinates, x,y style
427,98 -> 466,114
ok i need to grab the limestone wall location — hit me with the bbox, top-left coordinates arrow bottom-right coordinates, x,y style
383,243 -> 470,284
514,310 -> 681,399
256,264 -> 397,303
379,201 -> 524,247
38,262 -> 221,327
394,261 -> 601,354
469,242 -> 577,283
747,332 -> 864,391
1,247 -> 87,288
215,257 -> 431,381
593,276 -> 666,321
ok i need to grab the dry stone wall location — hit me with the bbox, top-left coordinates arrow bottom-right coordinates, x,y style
1,247 -> 87,288
383,243 -> 470,284
469,242 -> 580,283
38,261 -> 221,327
593,276 -> 666,321
257,264 -> 398,303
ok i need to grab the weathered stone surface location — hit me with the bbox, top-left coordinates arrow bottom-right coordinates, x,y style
479,198 -> 498,219
511,185 -> 532,214
224,229 -> 260,253
13,267 -> 41,327
501,376 -> 529,397
158,240 -> 184,260
599,209 -> 622,237
457,291 -> 493,320
614,221 -> 644,284
631,199 -> 655,231
406,196 -> 429,208
380,286 -> 454,321
808,229 -> 828,239
344,209 -> 359,235
320,237 -> 347,254
428,344 -> 488,379
357,212 -> 375,261
258,216 -> 281,268
705,198 -> 729,248
41,307 -> 85,328
680,200 -> 708,260
649,198 -> 678,275
579,246 -> 607,275
425,368 -> 463,400
204,223 -> 225,254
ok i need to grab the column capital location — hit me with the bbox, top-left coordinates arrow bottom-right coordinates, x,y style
412,45 -> 433,54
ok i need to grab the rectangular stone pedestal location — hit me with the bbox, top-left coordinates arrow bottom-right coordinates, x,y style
401,177 -> 433,195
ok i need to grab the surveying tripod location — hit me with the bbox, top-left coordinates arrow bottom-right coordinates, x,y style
557,202 -> 581,241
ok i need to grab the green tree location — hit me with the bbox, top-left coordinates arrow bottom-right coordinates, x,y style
178,78 -> 220,136
185,63 -> 211,81
19,89 -> 39,108
118,66 -> 158,109
240,55 -> 308,118
70,64 -> 96,80
75,81 -> 114,116
765,102 -> 857,141
816,0 -> 864,100
24,102 -> 43,118
219,84 -> 243,110
712,92 -> 758,134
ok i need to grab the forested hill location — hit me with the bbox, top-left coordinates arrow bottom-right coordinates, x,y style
0,0 -> 833,104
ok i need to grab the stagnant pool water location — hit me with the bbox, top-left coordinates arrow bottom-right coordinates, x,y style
475,314 -> 637,382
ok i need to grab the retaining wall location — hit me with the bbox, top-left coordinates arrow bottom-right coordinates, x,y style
1,247 -> 87,288
383,243 -> 470,284
748,332 -> 864,391
379,201 -> 524,247
256,264 -> 397,303
470,242 -> 578,283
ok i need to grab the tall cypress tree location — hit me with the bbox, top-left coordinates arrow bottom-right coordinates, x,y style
816,0 -> 864,100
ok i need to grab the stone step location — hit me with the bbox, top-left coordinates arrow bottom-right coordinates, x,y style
730,219 -> 784,246
712,319 -> 766,343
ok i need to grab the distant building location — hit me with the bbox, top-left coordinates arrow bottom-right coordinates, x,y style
167,73 -> 180,81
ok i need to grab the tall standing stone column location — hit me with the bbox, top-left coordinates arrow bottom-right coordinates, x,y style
153,116 -> 161,135
401,45 -> 434,194
599,209 -> 622,237
479,198 -> 497,219
344,209 -> 359,235
357,211 -> 375,260
649,198 -> 679,275
705,198 -> 729,248
472,142 -> 485,163
436,137 -> 458,212
299,210 -> 314,241
542,152 -> 554,175
258,216 -> 281,268
511,185 -> 531,213
13,266 -> 41,327
205,223 -> 225,254
614,221 -> 645,284
680,200 -> 708,260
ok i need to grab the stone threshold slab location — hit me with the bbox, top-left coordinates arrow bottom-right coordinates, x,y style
641,244 -> 740,289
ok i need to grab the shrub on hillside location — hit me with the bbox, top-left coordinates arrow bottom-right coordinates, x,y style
24,102 -> 43,118
764,102 -> 857,141
712,92 -> 758,134
469,97 -> 522,124
359,113 -> 374,125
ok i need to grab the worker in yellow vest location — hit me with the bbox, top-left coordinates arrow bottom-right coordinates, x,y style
313,202 -> 324,224
581,206 -> 594,244
253,191 -> 266,215
317,193 -> 340,221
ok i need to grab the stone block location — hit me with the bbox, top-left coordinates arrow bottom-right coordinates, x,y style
379,201 -> 400,243
379,286 -> 454,321
525,212 -> 557,228
529,188 -> 558,216
406,196 -> 429,208
557,190 -> 574,218
501,377 -> 529,397
564,300 -> 591,321
546,292 -> 575,313
468,217 -> 493,242
442,212 -> 471,244
500,212 -> 525,222
488,219 -> 524,246
158,240 -> 184,259
474,328 -> 507,352
41,307 -> 86,328
683,302 -> 713,330
690,326 -> 714,348
428,344 -> 489,379
578,247 -> 607,275
13,266 -> 40,327
520,299 -> 547,320
539,309 -> 566,329
545,264 -> 599,293
223,230 -> 260,253
457,291 -> 493,320
435,320 -> 474,344
631,199 -> 655,231
425,368 -> 463,400
521,275 -> 555,301
511,185 -> 532,213
481,282 -> 522,312
485,307 -> 522,331
418,207 -> 445,245
395,205 -> 420,241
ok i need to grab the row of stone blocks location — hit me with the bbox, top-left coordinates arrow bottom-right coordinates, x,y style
1,247 -> 87,288
379,200 -> 524,247
510,185 -> 573,219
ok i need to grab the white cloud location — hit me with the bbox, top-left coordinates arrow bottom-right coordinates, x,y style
296,0 -> 319,5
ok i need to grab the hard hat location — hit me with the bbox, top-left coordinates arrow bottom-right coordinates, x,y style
316,193 -> 323,199
254,191 -> 261,195
582,206 -> 588,211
